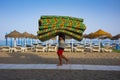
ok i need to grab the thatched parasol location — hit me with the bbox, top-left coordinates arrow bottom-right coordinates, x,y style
22,32 -> 31,38
5,30 -> 22,47
5,30 -> 22,38
29,34 -> 37,39
85,33 -> 96,39
93,29 -> 112,38
111,34 -> 120,40
93,29 -> 112,52
111,34 -> 120,44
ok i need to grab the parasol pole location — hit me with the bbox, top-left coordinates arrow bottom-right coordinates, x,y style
14,38 -> 16,47
5,37 -> 8,46
10,38 -> 12,47
98,38 -> 101,52
5,32 -> 8,46
21,38 -> 23,47
24,38 -> 26,47
89,39 -> 92,52
18,38 -> 20,45
30,39 -> 32,46
84,38 -> 86,46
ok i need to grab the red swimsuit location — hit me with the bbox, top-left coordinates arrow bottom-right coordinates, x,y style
57,48 -> 64,56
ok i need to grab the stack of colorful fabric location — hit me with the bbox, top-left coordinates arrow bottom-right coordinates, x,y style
37,16 -> 86,41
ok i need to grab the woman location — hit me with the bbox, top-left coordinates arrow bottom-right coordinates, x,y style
57,34 -> 69,66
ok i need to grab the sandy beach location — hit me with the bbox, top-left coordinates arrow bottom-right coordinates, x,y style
0,52 -> 120,65
0,52 -> 120,80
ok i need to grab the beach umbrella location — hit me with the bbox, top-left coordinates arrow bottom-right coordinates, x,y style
93,29 -> 112,51
30,34 -> 38,39
111,34 -> 120,44
22,32 -> 38,46
22,32 -> 31,38
111,34 -> 120,40
10,38 -> 13,47
115,34 -> 120,39
5,30 -> 22,38
5,30 -> 22,47
85,33 -> 96,39
37,16 -> 86,41
93,29 -> 112,38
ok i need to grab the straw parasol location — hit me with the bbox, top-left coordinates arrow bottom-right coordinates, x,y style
22,32 -> 38,46
111,34 -> 120,40
5,30 -> 22,38
85,33 -> 96,39
115,34 -> 120,38
93,29 -> 112,38
22,32 -> 38,39
30,34 -> 37,39
93,29 -> 112,52
22,32 -> 31,38
5,30 -> 23,47
111,34 -> 120,44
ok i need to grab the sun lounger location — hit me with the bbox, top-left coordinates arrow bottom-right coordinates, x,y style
1,46 -> 11,52
13,46 -> 22,52
92,46 -> 100,52
74,46 -> 84,52
34,46 -> 46,52
102,46 -> 112,52
48,46 -> 57,52
64,46 -> 72,52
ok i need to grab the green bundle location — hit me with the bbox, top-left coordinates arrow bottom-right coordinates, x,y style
38,27 -> 83,35
38,30 -> 82,41
37,15 -> 86,41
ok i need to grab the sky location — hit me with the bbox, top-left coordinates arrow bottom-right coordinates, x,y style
0,0 -> 120,40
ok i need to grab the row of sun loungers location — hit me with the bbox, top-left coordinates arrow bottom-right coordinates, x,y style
0,46 -> 27,53
0,45 -> 113,53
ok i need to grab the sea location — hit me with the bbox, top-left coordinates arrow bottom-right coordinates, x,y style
0,38 -> 119,47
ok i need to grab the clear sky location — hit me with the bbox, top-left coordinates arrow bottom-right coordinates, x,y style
0,0 -> 120,40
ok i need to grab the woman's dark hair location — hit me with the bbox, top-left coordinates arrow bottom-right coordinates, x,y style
58,33 -> 65,41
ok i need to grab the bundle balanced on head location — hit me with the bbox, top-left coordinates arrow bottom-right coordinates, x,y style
37,15 -> 86,66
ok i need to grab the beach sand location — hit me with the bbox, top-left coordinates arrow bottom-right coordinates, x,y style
0,52 -> 120,65
0,52 -> 120,80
